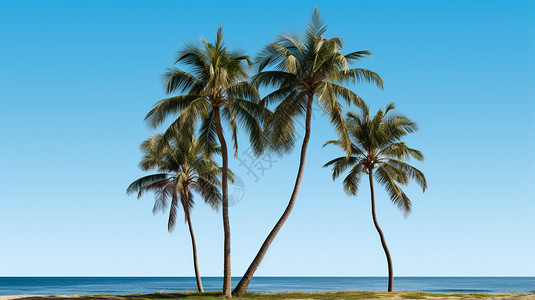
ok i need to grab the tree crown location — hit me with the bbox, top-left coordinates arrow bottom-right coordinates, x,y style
324,102 -> 427,215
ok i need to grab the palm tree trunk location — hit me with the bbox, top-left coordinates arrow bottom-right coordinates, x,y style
214,108 -> 232,298
368,171 -> 393,292
233,95 -> 314,296
186,212 -> 204,293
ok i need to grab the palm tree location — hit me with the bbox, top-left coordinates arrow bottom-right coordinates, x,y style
126,133 -> 226,293
323,103 -> 427,292
144,27 -> 268,298
233,7 -> 383,295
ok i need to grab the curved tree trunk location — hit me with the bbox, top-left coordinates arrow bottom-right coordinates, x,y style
368,171 -> 393,292
214,108 -> 232,298
186,212 -> 204,292
233,95 -> 314,296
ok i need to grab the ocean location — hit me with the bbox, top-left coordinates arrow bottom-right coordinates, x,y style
0,277 -> 533,296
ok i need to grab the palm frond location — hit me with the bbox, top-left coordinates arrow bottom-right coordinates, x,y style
195,176 -> 221,211
344,50 -> 373,62
337,68 -> 384,89
342,163 -> 364,196
323,156 -> 358,180
167,191 -> 179,232
126,174 -> 170,198
163,68 -> 198,94
387,159 -> 427,192
144,95 -> 204,129
380,142 -> 424,161
251,71 -> 298,89
375,165 -> 412,215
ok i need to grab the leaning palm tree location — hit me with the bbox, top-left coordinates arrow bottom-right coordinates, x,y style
126,133 -> 226,293
323,103 -> 427,292
144,27 -> 268,298
233,8 -> 383,295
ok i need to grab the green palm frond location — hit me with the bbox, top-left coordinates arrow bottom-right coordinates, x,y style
175,43 -> 209,75
317,83 -> 352,154
195,176 -> 221,211
156,98 -> 211,149
325,82 -> 365,108
227,99 -> 270,156
167,191 -> 179,231
151,181 -> 173,215
379,142 -> 424,161
260,85 -> 298,107
227,81 -> 261,102
336,68 -> 384,89
265,90 -> 307,153
198,110 -> 217,146
126,173 -> 170,198
163,68 -> 199,94
387,159 -> 427,191
342,163 -> 364,196
252,71 -> 298,89
220,105 -> 240,156
323,156 -> 358,180
344,50 -> 373,62
145,95 -> 204,129
375,165 -> 412,215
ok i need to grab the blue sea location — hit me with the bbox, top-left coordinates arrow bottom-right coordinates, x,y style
0,277 -> 533,296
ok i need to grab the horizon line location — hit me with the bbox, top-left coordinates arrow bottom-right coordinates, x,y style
2,275 -> 534,277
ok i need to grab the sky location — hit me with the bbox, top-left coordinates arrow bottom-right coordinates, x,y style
0,0 -> 533,277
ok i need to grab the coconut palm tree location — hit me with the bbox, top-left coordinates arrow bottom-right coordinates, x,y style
233,7 -> 383,295
323,103 -> 427,292
126,133 -> 226,293
144,27 -> 268,298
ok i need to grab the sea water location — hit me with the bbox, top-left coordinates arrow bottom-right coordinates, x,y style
0,277 -> 533,296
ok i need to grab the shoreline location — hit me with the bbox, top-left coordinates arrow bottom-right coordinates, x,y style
1,291 -> 534,300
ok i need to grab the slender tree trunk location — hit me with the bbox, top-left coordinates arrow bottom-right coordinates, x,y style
233,95 -> 314,296
186,212 -> 204,292
214,108 -> 232,298
368,171 -> 393,292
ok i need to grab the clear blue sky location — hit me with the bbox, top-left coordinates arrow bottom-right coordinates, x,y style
0,0 -> 533,277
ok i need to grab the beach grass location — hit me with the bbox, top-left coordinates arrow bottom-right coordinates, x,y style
5,291 -> 534,300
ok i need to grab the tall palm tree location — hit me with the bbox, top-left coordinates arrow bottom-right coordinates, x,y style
233,7 -> 384,295
144,27 -> 268,298
323,103 -> 427,292
126,133 -> 226,293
